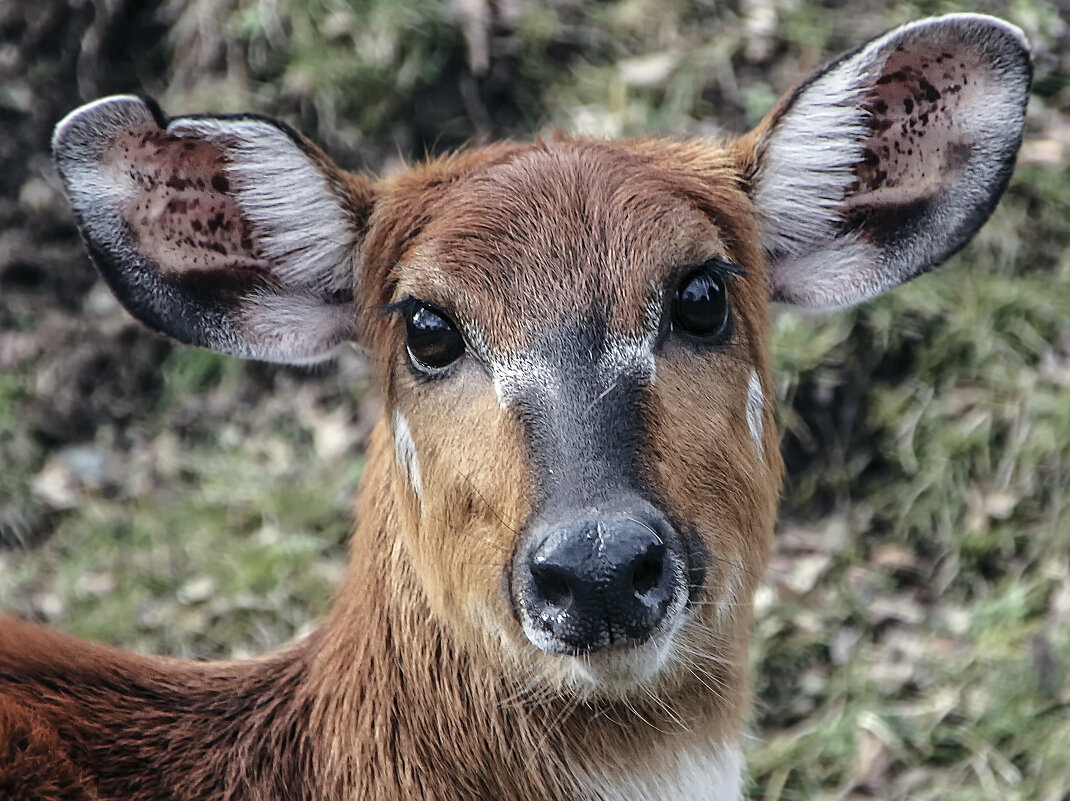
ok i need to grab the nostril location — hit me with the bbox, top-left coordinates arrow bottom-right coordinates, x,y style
518,511 -> 685,653
530,562 -> 574,610
630,542 -> 666,598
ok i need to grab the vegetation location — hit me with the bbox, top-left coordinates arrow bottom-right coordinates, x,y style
0,0 -> 1067,797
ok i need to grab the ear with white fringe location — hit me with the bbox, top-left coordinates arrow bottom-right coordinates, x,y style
53,96 -> 374,363
743,13 -> 1031,310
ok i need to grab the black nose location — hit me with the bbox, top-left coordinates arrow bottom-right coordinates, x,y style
520,513 -> 683,653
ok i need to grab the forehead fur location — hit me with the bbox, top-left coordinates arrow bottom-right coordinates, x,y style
361,138 -> 761,351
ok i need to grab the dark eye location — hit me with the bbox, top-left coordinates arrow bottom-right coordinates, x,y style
672,267 -> 730,340
406,303 -> 465,371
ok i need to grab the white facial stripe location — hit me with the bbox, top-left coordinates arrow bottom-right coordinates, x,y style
601,333 -> 657,385
600,290 -> 662,384
746,369 -> 765,461
479,286 -> 666,407
491,352 -> 560,409
490,333 -> 657,410
392,411 -> 423,502
572,740 -> 744,801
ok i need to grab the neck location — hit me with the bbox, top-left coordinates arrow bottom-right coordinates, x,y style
303,425 -> 747,801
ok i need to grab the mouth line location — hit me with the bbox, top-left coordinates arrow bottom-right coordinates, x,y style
532,625 -> 652,658
550,614 -> 691,693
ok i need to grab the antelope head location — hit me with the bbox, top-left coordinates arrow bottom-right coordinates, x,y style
52,14 -> 1030,720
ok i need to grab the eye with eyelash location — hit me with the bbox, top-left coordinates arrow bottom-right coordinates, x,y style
394,300 -> 466,374
387,256 -> 743,374
669,258 -> 742,344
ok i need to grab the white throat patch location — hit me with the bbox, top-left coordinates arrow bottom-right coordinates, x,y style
571,740 -> 744,801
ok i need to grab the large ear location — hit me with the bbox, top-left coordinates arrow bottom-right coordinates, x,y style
742,14 -> 1031,310
52,96 -> 374,363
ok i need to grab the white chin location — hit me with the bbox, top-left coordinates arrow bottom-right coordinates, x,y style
551,628 -> 683,696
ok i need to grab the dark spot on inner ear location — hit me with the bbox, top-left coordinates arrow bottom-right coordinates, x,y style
211,173 -> 230,193
918,77 -> 941,102
207,212 -> 226,234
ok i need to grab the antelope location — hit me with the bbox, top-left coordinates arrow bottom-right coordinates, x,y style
0,14 -> 1031,801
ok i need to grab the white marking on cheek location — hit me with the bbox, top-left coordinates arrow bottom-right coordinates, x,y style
392,410 -> 423,501
492,371 -> 514,409
746,369 -> 765,461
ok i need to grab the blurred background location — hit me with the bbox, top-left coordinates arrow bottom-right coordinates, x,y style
0,0 -> 1067,797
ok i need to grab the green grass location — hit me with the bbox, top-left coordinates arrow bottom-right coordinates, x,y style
0,393 -> 359,657
0,344 -> 366,658
751,152 -> 1070,798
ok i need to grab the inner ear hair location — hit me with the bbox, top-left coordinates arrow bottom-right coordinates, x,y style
746,14 -> 1031,311
52,95 -> 374,364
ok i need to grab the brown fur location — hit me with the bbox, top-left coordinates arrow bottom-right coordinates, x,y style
1,617 -> 316,799
2,133 -> 782,799
0,698 -> 96,801
6,14 -> 1033,795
